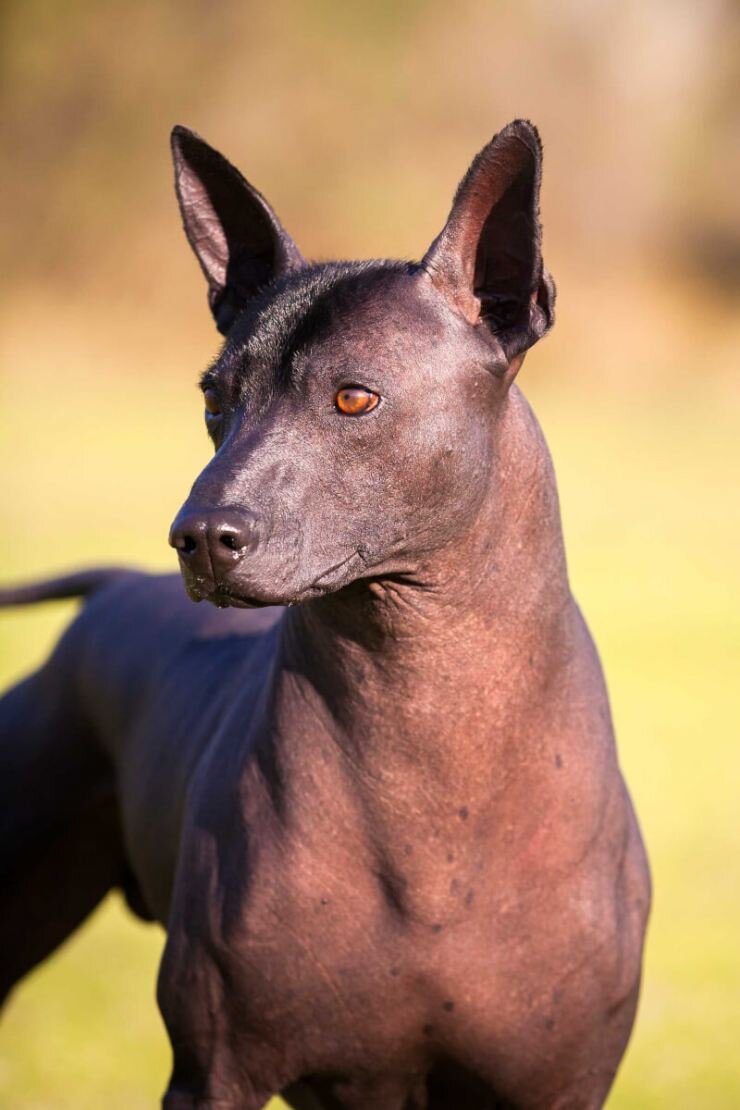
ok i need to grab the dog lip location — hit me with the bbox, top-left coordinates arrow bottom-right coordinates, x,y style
180,571 -> 214,601
206,586 -> 272,609
177,570 -> 249,607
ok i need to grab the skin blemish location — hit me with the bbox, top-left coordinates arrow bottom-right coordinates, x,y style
390,966 -> 400,977
450,878 -> 460,895
555,754 -> 563,769
446,852 -> 455,863
431,923 -> 443,934
464,889 -> 475,908
458,806 -> 469,820
403,842 -> 413,857
442,1000 -> 455,1013
422,1023 -> 434,1037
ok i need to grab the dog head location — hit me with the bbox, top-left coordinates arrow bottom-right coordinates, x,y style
168,122 -> 555,607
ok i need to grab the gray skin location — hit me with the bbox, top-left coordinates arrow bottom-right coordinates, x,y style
0,120 -> 650,1109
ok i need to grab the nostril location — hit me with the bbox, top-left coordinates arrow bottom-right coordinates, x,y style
174,533 -> 198,555
218,531 -> 244,552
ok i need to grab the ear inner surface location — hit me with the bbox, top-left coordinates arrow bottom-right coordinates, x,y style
171,126 -> 305,334
423,119 -> 556,367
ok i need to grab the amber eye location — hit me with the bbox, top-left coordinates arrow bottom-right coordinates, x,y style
335,387 -> 380,416
203,388 -> 221,416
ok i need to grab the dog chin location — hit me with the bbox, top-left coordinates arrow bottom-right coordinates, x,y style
210,592 -> 271,609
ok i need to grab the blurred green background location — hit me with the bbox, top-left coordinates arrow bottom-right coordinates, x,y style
1,1 -> 739,1106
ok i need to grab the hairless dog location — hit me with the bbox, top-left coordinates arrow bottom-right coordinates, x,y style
0,120 -> 650,1108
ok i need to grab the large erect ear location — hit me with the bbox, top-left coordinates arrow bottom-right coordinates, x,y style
171,126 -> 306,335
422,119 -> 555,372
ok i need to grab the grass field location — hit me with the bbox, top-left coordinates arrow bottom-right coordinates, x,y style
1,330 -> 738,1107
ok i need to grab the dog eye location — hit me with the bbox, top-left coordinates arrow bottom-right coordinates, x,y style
203,388 -> 221,417
335,387 -> 379,416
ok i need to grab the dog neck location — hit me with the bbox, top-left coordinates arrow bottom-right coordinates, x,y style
244,385 -> 594,921
271,386 -> 578,791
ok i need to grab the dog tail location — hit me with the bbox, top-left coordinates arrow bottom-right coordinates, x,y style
0,568 -> 132,608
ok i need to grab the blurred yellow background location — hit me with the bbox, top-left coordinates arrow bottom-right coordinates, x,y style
1,1 -> 739,1107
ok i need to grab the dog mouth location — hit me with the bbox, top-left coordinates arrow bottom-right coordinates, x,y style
181,550 -> 368,609
182,576 -> 271,609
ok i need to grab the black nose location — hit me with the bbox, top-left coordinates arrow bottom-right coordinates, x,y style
168,508 -> 257,581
